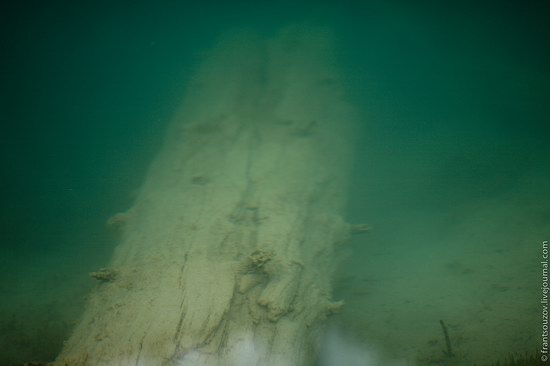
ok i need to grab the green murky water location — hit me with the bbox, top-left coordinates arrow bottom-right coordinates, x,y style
1,1 -> 549,365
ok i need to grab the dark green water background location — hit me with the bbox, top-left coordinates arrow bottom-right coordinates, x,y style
1,0 -> 549,364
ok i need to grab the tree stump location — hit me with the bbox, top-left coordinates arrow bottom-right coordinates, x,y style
55,24 -> 359,366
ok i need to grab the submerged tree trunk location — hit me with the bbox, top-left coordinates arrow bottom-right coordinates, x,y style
56,24 -> 359,366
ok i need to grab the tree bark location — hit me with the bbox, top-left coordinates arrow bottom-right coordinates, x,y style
55,24 -> 358,366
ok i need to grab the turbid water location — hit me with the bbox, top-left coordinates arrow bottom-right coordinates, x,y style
1,1 -> 549,365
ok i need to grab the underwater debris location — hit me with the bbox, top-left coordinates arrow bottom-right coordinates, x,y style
350,224 -> 370,234
439,319 -> 455,358
326,300 -> 345,316
89,268 -> 117,282
106,211 -> 130,229
249,249 -> 274,269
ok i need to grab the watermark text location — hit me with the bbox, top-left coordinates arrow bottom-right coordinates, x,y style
542,240 -> 549,362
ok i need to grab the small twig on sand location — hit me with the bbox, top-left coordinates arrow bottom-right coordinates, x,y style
440,320 -> 455,358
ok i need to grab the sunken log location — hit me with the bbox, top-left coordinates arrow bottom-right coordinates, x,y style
55,24 -> 358,366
